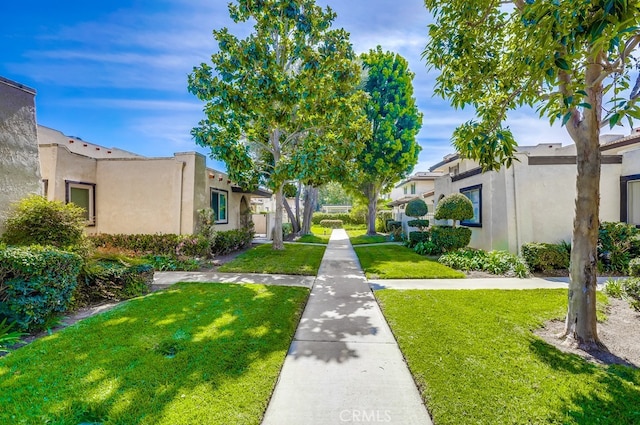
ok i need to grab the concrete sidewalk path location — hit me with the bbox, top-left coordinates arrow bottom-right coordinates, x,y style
262,229 -> 432,425
153,271 -> 315,288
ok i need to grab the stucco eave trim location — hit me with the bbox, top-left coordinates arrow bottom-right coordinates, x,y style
528,155 -> 623,165
451,167 -> 483,182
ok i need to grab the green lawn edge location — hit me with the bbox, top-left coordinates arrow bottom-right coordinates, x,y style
219,244 -> 326,275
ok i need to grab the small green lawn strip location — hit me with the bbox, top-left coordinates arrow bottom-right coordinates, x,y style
295,234 -> 330,244
355,245 -> 464,279
376,289 -> 640,425
219,244 -> 325,275
348,229 -> 388,245
0,282 -> 309,425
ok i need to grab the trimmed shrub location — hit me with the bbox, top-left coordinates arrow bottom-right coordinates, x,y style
74,255 -> 154,308
312,213 -> 362,225
430,226 -> 472,252
0,245 -> 83,331
1,195 -> 86,249
409,231 -> 429,245
386,220 -> 402,231
320,219 -> 344,229
407,219 -> 429,229
434,193 -> 474,223
598,221 -> 640,273
521,242 -> 570,272
630,258 -> 640,277
439,248 -> 530,278
406,199 -> 428,218
90,233 -> 210,258
414,240 -> 441,256
211,228 -> 254,255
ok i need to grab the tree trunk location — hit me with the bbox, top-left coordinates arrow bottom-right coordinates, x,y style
301,185 -> 318,235
563,62 -> 602,349
365,183 -> 379,236
283,196 -> 300,236
273,184 -> 285,250
295,181 -> 301,231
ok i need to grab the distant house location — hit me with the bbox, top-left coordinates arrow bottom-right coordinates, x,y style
0,77 -> 42,233
429,132 -> 640,253
37,125 -> 270,235
388,171 -> 443,233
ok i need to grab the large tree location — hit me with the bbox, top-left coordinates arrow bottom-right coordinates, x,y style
347,47 -> 423,235
424,0 -> 640,348
188,0 -> 369,249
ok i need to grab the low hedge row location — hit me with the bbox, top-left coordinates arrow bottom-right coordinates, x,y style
439,248 -> 530,278
521,243 -> 570,272
320,219 -> 344,229
90,233 -> 210,257
0,245 -> 83,331
312,213 -> 363,225
211,228 -> 254,255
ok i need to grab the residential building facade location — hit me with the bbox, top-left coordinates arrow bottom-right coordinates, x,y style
388,171 -> 443,233
430,132 -> 640,253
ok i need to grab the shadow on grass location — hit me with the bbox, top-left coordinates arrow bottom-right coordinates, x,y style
529,338 -> 640,424
0,282 -> 308,424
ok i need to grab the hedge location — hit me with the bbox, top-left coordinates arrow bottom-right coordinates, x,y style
212,228 -> 254,255
312,213 -> 363,225
521,243 -> 570,272
630,258 -> 640,277
407,219 -> 429,229
409,231 -> 429,245
319,219 -> 344,229
430,226 -> 472,252
0,245 -> 83,331
74,256 -> 154,308
90,233 -> 210,257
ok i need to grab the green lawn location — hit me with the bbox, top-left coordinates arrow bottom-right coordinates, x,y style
376,289 -> 640,425
219,244 -> 325,275
354,245 -> 465,279
347,229 -> 388,245
0,282 -> 309,425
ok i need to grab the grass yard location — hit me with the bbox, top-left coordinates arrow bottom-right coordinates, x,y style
0,282 -> 308,425
354,245 -> 465,279
376,289 -> 640,425
347,228 -> 388,245
219,243 -> 325,275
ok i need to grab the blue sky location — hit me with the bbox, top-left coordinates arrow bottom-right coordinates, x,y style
2,0 -> 629,174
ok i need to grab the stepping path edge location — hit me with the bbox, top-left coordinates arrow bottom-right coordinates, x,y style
261,229 -> 433,425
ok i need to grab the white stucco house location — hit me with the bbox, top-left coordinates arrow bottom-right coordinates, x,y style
388,171 -> 443,233
429,131 -> 640,253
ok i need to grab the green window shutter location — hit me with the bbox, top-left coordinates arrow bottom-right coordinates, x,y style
70,187 -> 90,221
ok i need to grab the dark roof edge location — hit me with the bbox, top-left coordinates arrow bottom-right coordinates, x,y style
0,76 -> 36,95
429,154 -> 459,172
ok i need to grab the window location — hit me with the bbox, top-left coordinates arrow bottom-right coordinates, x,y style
449,164 -> 459,176
622,175 -> 640,226
65,181 -> 95,225
460,184 -> 482,227
410,183 -> 416,195
211,189 -> 228,224
403,186 -> 408,195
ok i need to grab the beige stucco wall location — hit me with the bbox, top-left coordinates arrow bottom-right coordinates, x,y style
0,78 -> 41,233
622,148 -> 640,176
434,152 -> 624,253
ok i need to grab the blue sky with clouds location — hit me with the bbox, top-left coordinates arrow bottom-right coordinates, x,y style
3,0 -> 630,174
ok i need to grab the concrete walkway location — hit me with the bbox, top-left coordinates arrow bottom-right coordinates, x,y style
262,229 -> 432,425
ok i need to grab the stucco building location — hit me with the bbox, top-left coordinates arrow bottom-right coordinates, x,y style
0,77 -> 42,233
388,171 -> 443,233
429,132 -> 640,253
37,125 -> 269,235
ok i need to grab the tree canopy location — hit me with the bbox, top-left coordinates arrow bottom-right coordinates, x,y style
423,0 -> 640,347
345,47 -> 423,235
188,0 -> 369,249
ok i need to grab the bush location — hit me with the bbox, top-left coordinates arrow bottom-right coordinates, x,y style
349,204 -> 368,225
406,199 -> 428,218
312,213 -> 362,225
604,278 -> 625,299
434,193 -> 474,223
320,219 -> 344,229
1,195 -> 86,249
630,258 -> 640,277
142,255 -> 199,272
407,219 -> 429,229
408,231 -> 430,245
521,242 -> 570,272
439,248 -> 530,278
598,221 -> 640,273
624,278 -> 640,311
211,228 -> 254,255
90,233 -> 210,258
0,245 -> 83,331
414,240 -> 441,256
376,211 -> 393,233
74,255 -> 154,308
430,226 -> 472,252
